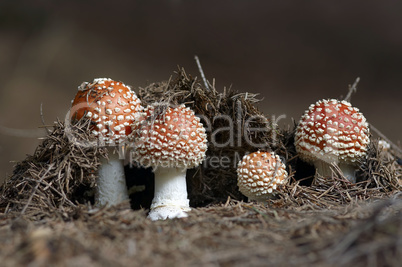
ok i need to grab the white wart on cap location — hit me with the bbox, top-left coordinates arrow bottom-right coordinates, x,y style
237,151 -> 288,202
70,78 -> 143,206
294,99 -> 370,182
130,103 -> 207,220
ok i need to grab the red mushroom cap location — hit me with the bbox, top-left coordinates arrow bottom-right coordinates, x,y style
237,151 -> 288,200
130,104 -> 207,169
295,99 -> 370,165
70,78 -> 142,144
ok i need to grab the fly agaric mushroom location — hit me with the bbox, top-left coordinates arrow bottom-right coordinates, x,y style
237,151 -> 288,202
294,99 -> 370,182
70,78 -> 142,206
129,103 -> 207,220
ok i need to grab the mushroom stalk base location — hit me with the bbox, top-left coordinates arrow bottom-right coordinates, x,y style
95,147 -> 129,207
314,160 -> 357,183
339,163 -> 357,183
148,167 -> 190,221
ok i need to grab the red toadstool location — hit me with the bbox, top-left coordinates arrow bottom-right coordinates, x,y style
129,103 -> 207,220
294,99 -> 370,182
237,151 -> 288,202
70,78 -> 142,206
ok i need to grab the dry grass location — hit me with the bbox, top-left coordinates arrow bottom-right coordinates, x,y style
0,119 -> 104,219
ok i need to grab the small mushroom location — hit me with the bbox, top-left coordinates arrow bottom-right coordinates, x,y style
378,140 -> 391,151
129,104 -> 208,220
237,151 -> 288,203
70,78 -> 143,206
294,99 -> 370,182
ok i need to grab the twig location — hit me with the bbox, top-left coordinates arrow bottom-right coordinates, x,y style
0,125 -> 45,138
344,77 -> 360,102
194,55 -> 210,91
40,103 -> 52,134
369,123 -> 402,157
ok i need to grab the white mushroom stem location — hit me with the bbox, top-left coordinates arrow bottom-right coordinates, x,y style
95,147 -> 129,207
148,167 -> 190,221
338,163 -> 358,183
314,160 -> 357,183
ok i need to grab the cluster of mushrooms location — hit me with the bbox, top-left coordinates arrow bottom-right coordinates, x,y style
238,98 -> 370,203
70,78 -> 370,220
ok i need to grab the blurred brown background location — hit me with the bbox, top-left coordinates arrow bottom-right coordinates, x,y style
1,0 -> 401,183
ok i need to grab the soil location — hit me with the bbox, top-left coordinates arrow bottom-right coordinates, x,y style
0,198 -> 401,267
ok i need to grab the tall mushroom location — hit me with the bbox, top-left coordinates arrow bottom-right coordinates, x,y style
294,99 -> 370,182
129,103 -> 207,220
70,78 -> 142,206
237,151 -> 288,203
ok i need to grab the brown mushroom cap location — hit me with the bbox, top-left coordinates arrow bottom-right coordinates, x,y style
70,78 -> 142,144
237,151 -> 288,200
295,99 -> 370,165
130,104 -> 208,169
